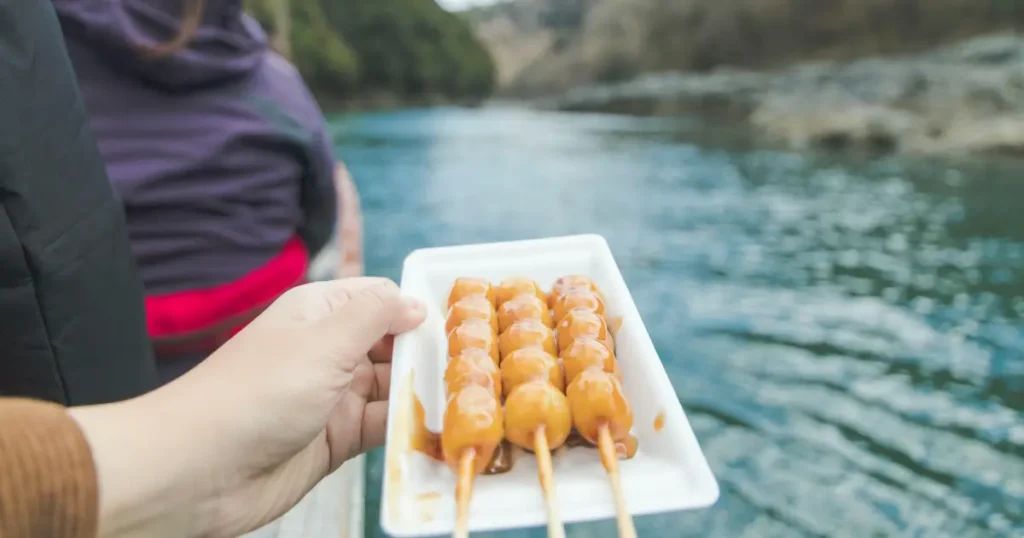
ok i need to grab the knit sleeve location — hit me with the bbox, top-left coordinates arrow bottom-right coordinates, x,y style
0,398 -> 98,538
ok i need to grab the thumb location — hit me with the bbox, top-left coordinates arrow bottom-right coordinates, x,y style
320,279 -> 425,356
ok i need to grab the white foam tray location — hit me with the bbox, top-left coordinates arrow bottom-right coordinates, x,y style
381,234 -> 719,536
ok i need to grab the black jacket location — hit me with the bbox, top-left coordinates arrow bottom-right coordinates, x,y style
0,0 -> 158,404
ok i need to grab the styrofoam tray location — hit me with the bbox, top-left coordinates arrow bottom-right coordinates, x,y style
381,234 -> 719,536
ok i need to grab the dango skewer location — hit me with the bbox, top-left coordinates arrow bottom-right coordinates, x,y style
566,369 -> 636,538
499,293 -> 567,538
552,276 -> 637,538
442,385 -> 503,538
444,281 -> 503,538
504,379 -> 571,538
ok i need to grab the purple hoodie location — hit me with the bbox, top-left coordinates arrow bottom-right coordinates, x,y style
52,0 -> 337,295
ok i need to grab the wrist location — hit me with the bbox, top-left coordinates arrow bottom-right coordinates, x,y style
69,393 -> 218,538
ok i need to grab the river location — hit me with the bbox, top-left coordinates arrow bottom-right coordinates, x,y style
328,106 -> 1023,538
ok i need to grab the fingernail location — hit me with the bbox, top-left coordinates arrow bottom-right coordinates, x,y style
403,296 -> 425,312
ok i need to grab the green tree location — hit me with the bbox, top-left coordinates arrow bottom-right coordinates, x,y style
317,0 -> 495,99
246,0 -> 494,103
246,0 -> 359,95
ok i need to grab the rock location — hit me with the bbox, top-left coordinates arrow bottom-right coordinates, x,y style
548,33 -> 1024,157
751,97 -> 918,153
921,115 -> 1024,156
931,33 -> 1024,65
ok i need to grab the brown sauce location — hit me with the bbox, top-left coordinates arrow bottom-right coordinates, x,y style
411,395 -> 443,461
415,491 -> 442,522
412,395 -> 513,474
562,429 -> 638,460
565,429 -> 588,448
615,434 -> 639,459
483,440 -> 514,475
607,316 -> 623,336
386,371 -> 417,525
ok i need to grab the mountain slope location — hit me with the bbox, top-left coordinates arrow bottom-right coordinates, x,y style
467,0 -> 1024,97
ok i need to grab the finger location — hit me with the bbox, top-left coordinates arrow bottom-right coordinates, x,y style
370,362 -> 391,402
320,279 -> 425,355
325,395 -> 362,471
317,277 -> 394,312
360,400 -> 389,453
318,278 -> 425,334
388,296 -> 426,335
368,334 -> 394,364
271,277 -> 391,321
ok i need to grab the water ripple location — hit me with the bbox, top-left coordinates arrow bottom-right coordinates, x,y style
334,107 -> 1024,538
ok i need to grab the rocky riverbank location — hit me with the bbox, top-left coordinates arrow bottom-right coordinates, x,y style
547,34 -> 1024,156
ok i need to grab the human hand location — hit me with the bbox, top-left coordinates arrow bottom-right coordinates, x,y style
335,162 -> 364,278
71,278 -> 425,538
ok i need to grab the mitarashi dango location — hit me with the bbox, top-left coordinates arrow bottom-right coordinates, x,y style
446,294 -> 498,335
559,336 -> 616,385
441,385 -> 504,475
445,348 -> 502,398
566,369 -> 633,445
552,288 -> 606,325
549,274 -> 601,308
494,276 -> 547,308
555,309 -> 609,354
498,318 -> 557,359
448,318 -> 499,367
503,380 -> 572,452
448,277 -> 496,309
500,347 -> 563,398
497,293 -> 553,333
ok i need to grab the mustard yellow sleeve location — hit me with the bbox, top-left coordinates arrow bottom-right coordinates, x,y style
0,398 -> 98,538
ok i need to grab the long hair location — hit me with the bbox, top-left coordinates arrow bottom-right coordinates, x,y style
138,0 -> 206,57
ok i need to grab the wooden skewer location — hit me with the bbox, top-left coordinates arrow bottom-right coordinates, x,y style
453,448 -> 476,538
533,425 -> 566,538
598,424 -> 636,538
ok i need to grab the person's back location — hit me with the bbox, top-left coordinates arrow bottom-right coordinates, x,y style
53,0 -> 338,379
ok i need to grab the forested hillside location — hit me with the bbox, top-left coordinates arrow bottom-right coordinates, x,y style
246,0 -> 495,106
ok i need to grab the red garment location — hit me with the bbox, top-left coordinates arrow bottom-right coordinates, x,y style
146,236 -> 309,358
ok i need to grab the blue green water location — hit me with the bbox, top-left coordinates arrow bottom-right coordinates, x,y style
330,106 -> 1024,538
